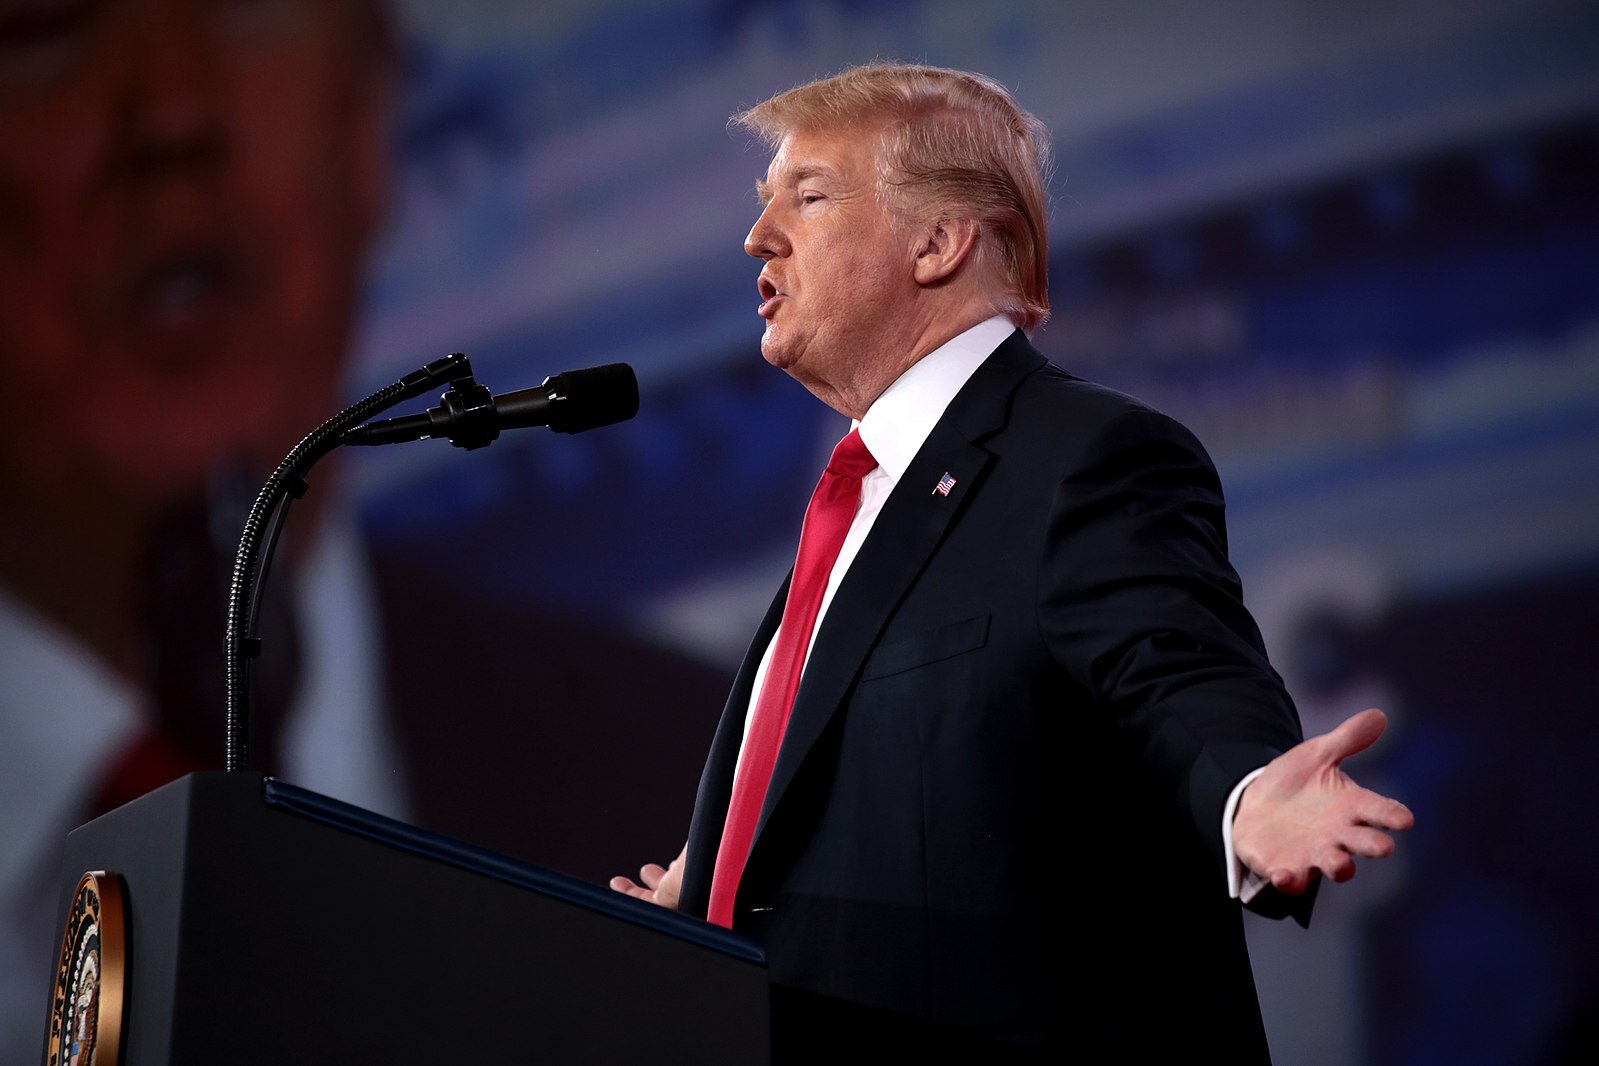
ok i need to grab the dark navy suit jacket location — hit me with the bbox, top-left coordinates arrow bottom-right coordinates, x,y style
679,332 -> 1309,1061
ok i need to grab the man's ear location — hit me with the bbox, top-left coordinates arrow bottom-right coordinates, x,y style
912,217 -> 980,286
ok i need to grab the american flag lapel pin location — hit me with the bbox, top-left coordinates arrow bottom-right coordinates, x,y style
933,471 -> 957,496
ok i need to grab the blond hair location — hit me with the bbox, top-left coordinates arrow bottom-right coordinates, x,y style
734,62 -> 1051,331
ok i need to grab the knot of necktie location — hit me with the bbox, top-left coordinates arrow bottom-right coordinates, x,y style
827,428 -> 877,480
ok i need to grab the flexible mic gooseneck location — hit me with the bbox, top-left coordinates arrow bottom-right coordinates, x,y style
225,356 -> 637,773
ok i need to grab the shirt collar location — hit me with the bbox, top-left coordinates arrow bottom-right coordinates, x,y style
856,314 -> 1015,482
0,510 -> 397,912
0,584 -> 142,908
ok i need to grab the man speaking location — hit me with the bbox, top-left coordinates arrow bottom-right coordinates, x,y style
613,63 -> 1412,1060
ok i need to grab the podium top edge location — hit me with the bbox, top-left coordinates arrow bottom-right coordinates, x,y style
259,776 -> 765,967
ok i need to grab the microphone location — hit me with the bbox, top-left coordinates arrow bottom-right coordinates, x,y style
343,362 -> 638,449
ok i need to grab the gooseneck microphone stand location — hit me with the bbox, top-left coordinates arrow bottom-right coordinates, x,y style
224,353 -> 638,772
223,353 -> 475,772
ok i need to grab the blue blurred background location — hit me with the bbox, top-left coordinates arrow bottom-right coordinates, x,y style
2,1 -> 1595,1062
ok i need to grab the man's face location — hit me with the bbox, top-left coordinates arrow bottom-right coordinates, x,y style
0,0 -> 389,509
746,124 -> 922,413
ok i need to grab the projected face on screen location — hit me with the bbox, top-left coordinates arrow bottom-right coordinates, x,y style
0,0 -> 392,508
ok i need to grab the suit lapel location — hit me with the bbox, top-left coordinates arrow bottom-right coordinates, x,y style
750,332 -> 1046,854
680,574 -> 788,916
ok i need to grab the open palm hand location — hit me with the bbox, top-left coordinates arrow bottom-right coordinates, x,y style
1232,708 -> 1414,895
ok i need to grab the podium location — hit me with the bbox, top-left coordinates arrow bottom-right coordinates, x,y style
44,773 -> 768,1064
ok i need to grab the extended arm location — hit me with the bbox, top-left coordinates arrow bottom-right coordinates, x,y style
1039,406 -> 1305,870
1039,404 -> 1410,899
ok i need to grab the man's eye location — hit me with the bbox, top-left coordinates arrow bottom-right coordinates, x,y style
0,0 -> 96,49
801,194 -> 824,205
0,0 -> 98,85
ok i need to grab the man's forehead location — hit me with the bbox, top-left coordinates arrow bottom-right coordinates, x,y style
758,125 -> 879,190
762,158 -> 843,187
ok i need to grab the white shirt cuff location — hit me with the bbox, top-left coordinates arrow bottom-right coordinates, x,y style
1222,767 -> 1269,904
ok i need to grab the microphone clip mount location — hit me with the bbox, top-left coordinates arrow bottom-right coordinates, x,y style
436,370 -> 499,451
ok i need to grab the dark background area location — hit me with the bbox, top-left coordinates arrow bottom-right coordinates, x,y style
2,2 -> 1595,1063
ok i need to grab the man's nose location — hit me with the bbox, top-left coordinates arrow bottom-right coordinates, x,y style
744,204 -> 789,260
118,3 -> 226,172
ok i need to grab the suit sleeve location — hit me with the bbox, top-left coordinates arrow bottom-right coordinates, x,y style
1036,405 -> 1306,891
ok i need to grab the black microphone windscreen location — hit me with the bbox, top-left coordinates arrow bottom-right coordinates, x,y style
545,363 -> 639,433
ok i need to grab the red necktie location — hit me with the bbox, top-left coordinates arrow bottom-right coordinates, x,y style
706,428 -> 877,928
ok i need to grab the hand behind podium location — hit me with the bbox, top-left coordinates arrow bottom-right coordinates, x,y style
610,844 -> 686,910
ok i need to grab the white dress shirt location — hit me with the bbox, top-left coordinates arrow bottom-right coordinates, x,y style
0,513 -> 406,1064
736,314 -> 1265,901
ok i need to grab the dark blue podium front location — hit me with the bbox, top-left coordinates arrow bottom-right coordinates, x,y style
49,773 -> 768,1065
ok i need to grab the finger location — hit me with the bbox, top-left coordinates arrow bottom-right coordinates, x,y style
1269,866 -> 1312,896
1340,826 -> 1396,859
609,876 -> 649,899
1353,795 -> 1414,831
1316,708 -> 1387,765
637,863 -> 669,890
1317,850 -> 1357,883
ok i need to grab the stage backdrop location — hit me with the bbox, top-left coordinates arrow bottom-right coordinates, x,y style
1,2 -> 1594,1063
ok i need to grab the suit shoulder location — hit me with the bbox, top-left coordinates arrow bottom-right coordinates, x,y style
1008,360 -> 1214,466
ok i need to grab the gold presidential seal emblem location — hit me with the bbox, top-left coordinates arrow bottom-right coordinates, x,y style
47,871 -> 125,1066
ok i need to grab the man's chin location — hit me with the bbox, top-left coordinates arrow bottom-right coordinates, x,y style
74,375 -> 330,502
760,337 -> 794,371
759,326 -> 811,372
80,434 -> 273,510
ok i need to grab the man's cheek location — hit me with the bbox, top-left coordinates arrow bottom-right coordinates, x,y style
0,157 -> 51,260
225,44 -> 356,194
0,272 -> 87,393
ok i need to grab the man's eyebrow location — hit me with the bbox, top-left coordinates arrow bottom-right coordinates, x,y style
789,164 -> 838,186
755,163 -> 841,205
